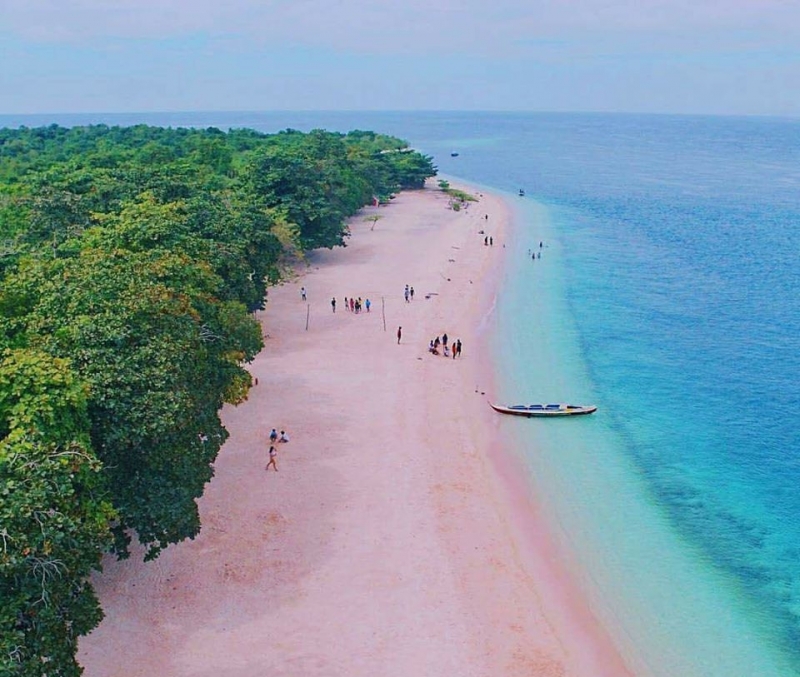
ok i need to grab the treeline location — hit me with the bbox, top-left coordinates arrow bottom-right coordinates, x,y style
0,124 -> 436,675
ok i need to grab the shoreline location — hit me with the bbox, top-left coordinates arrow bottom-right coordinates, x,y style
78,180 -> 631,676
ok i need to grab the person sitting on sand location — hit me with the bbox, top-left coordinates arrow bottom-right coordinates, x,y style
443,344 -> 450,357
269,428 -> 278,444
279,430 -> 289,443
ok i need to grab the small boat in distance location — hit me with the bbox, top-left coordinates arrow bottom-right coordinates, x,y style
451,152 -> 460,157
490,403 -> 597,417
518,188 -> 525,196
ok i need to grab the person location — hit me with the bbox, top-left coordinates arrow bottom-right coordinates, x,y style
442,333 -> 448,348
404,285 -> 410,303
344,296 -> 348,311
443,344 -> 450,357
490,236 -> 493,246
365,298 -> 371,312
539,241 -> 543,248
434,336 -> 440,350
331,297 -> 336,313
350,297 -> 355,312
397,326 -> 402,344
301,286 -> 307,301
279,430 -> 289,443
456,339 -> 462,357
266,445 -> 278,472
484,236 -> 488,246
537,251 -> 541,259
269,428 -> 278,444
410,287 -> 415,300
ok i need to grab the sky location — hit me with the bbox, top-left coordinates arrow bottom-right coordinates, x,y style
1,0 -> 799,116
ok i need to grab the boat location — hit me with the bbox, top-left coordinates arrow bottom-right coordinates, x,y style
451,152 -> 460,157
490,403 -> 597,417
518,188 -> 525,196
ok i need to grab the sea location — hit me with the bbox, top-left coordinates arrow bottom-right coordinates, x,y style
2,111 -> 799,676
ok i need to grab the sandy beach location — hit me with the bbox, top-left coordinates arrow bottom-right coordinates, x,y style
78,182 -> 632,677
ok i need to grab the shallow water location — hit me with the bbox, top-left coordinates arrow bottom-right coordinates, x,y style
4,111 -> 800,675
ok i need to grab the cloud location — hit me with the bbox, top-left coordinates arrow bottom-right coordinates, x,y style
4,0 -> 795,46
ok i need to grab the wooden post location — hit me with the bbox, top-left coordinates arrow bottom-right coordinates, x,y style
381,297 -> 386,332
305,303 -> 310,331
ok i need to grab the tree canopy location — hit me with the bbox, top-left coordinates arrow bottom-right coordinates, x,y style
0,123 -> 436,675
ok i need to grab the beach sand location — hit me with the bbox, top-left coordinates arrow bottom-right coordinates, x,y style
78,182 -> 632,677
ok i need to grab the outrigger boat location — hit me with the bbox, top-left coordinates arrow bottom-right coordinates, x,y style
490,403 -> 597,417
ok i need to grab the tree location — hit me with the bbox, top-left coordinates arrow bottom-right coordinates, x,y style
0,349 -> 113,677
1,248 -> 262,560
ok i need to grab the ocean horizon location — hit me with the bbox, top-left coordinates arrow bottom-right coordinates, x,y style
4,110 -> 799,675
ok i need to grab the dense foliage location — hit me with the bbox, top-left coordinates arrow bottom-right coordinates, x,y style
0,124 -> 435,674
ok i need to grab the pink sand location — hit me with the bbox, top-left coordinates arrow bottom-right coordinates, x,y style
78,183 -> 633,676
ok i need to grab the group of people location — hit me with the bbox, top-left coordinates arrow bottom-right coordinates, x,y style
404,284 -> 415,303
266,428 -> 290,472
428,333 -> 462,359
342,296 -> 370,313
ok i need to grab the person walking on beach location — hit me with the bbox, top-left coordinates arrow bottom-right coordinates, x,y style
365,298 -> 371,312
484,236 -> 488,246
301,286 -> 307,301
404,285 -> 410,303
266,445 -> 278,472
490,236 -> 493,246
350,297 -> 355,312
410,287 -> 415,300
442,333 -> 448,348
456,339 -> 462,357
397,326 -> 402,344
331,297 -> 336,313
344,296 -> 348,311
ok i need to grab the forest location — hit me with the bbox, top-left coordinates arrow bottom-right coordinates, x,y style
0,124 -> 436,676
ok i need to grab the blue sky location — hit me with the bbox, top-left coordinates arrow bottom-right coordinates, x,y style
1,0 -> 798,115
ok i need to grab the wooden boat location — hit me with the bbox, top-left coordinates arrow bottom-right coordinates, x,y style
490,403 -> 597,417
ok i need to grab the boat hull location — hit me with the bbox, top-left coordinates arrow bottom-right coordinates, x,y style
490,403 -> 597,417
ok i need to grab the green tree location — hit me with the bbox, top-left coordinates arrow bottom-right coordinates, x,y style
0,349 -> 113,677
1,248 -> 262,559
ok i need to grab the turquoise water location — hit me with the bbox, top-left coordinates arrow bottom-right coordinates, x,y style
3,111 -> 799,674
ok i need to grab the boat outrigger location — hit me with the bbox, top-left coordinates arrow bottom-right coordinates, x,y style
490,403 -> 597,417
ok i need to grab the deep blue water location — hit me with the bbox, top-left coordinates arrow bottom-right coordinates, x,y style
3,111 -> 800,673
